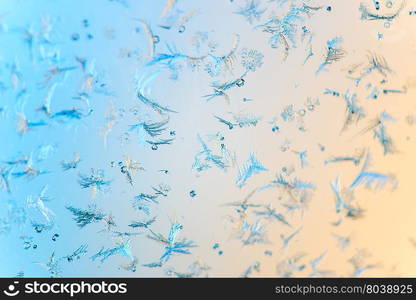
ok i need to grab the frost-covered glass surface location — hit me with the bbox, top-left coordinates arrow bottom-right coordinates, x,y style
1,0 -> 416,277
